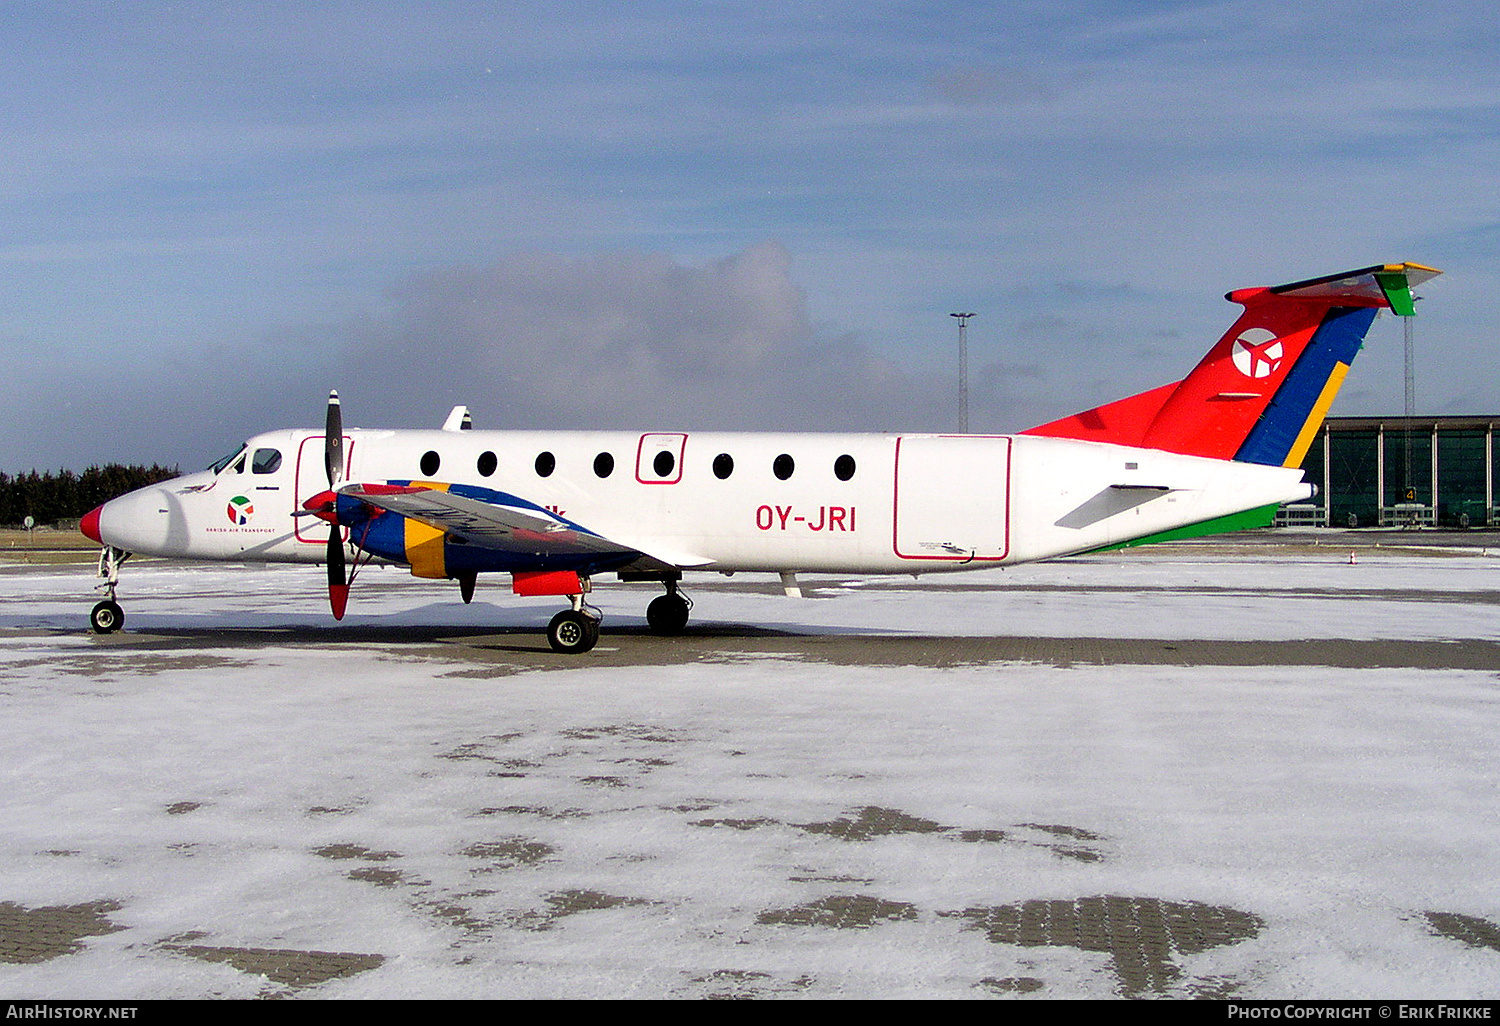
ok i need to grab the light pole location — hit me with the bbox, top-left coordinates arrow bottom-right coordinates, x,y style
950,312 -> 975,433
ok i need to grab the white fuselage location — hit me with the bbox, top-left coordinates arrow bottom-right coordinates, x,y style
92,428 -> 1310,575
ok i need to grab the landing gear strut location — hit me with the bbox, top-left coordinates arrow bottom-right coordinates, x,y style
90,546 -> 130,634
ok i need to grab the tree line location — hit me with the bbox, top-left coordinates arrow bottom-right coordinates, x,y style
0,465 -> 179,527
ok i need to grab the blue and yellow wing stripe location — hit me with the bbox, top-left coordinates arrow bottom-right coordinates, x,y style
335,480 -> 641,580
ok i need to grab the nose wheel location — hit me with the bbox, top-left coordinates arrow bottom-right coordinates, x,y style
89,546 -> 130,635
90,600 -> 124,634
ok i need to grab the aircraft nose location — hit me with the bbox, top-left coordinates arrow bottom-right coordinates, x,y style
80,505 -> 104,544
85,486 -> 178,554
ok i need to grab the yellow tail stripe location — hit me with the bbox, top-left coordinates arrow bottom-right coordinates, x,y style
1284,361 -> 1350,469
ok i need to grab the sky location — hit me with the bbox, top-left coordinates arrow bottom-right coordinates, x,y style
3,0 -> 1498,472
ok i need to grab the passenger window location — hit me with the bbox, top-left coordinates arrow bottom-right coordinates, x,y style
251,448 -> 283,474
774,454 -> 795,480
713,453 -> 734,479
536,452 -> 556,478
594,452 -> 615,478
477,451 -> 497,477
653,450 -> 675,477
420,451 -> 441,477
834,454 -> 856,481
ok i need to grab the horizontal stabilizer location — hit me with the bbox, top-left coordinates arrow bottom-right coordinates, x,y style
1251,262 -> 1441,315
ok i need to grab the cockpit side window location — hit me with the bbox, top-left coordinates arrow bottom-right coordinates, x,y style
251,448 -> 283,474
210,444 -> 249,475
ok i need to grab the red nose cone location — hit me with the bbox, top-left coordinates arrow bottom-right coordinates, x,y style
80,505 -> 104,544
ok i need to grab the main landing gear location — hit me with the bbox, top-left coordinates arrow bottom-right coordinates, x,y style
645,578 -> 692,635
548,598 -> 602,654
545,574 -> 692,654
90,546 -> 130,635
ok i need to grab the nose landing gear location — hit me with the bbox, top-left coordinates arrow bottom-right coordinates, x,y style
90,546 -> 131,635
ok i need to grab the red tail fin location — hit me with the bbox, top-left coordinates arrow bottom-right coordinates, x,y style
1023,263 -> 1440,466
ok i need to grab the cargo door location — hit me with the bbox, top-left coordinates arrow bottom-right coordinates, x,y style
893,435 -> 1011,562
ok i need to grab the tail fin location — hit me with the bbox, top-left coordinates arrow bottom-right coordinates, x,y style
1023,263 -> 1441,466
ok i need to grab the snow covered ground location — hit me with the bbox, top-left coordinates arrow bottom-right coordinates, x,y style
2,546 -> 1499,999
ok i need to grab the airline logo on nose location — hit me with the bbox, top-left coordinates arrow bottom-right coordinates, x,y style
227,495 -> 254,525
1231,328 -> 1284,379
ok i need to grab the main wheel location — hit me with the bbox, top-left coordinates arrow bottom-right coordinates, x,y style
547,610 -> 600,654
90,600 -> 124,635
646,594 -> 690,635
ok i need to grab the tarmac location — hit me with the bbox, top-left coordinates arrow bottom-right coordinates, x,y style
65,622 -> 1500,674
1,530 -> 1498,997
55,525 -> 1500,675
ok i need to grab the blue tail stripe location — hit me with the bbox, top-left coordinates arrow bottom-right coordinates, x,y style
1234,306 -> 1376,466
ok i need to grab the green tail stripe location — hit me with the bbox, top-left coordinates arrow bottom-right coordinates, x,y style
1374,272 -> 1416,317
1086,503 -> 1282,553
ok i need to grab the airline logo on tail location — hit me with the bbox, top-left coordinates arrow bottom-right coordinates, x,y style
1025,262 -> 1441,468
1231,329 -> 1283,379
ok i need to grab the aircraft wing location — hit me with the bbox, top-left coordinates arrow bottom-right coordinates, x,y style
339,482 -> 644,561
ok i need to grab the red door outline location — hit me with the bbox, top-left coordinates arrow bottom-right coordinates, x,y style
636,433 -> 688,485
294,434 -> 354,543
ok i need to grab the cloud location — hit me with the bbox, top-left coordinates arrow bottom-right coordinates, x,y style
0,241 -> 955,472
4,3 -> 1497,474
926,64 -> 1062,107
330,241 -> 949,434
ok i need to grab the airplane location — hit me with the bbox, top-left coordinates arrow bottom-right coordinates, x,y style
79,262 -> 1439,653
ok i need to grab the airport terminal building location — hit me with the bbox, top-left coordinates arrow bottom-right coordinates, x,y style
1280,416 -> 1499,528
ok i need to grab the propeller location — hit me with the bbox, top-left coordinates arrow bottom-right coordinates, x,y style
323,391 -> 349,620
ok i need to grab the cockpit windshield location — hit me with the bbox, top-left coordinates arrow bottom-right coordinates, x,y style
209,444 -> 249,475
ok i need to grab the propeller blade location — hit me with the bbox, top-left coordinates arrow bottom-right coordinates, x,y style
324,391 -> 349,620
325,390 -> 344,488
327,525 -> 349,620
